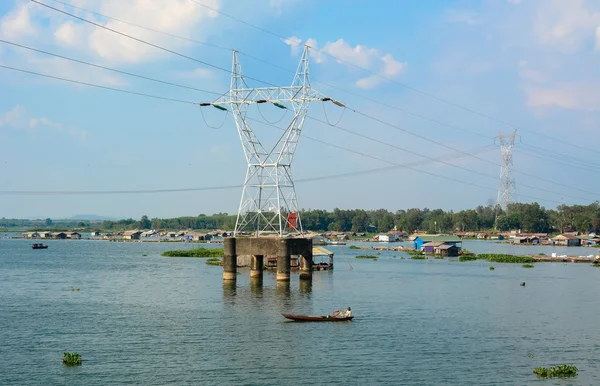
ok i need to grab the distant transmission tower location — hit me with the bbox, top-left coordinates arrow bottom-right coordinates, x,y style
205,46 -> 341,237
496,130 -> 518,213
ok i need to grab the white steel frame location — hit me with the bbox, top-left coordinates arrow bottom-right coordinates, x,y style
213,46 -> 326,237
496,130 -> 518,213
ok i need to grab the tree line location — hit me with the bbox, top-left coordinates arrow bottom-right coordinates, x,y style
93,202 -> 600,234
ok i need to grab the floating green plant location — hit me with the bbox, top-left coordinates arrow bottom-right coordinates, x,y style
205,258 -> 222,266
348,245 -> 361,250
142,254 -> 147,256
533,365 -> 577,378
411,255 -> 426,260
477,254 -> 536,263
523,263 -> 535,268
528,353 -> 535,358
489,266 -> 495,270
70,287 -> 80,291
63,352 -> 82,366
162,248 -> 224,258
459,255 -> 477,262
592,261 -> 600,267
355,255 -> 378,259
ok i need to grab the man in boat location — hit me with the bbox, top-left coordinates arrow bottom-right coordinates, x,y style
333,307 -> 352,318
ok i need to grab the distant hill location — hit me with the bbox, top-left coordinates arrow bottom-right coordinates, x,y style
70,214 -> 118,221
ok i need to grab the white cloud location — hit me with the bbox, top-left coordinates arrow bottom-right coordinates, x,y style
0,106 -> 27,128
0,0 -> 222,65
54,21 -> 77,45
507,0 -> 522,4
531,0 -> 600,51
523,83 -> 600,111
0,106 -> 86,140
285,36 -> 406,89
381,53 -> 406,77
283,35 -> 302,56
0,3 -> 37,39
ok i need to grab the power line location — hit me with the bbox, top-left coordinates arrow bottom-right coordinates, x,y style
8,4 -> 596,203
0,64 -> 198,105
46,0 -> 232,52
345,107 -> 600,197
30,0 -> 276,88
46,0 -> 492,141
187,0 -> 598,155
245,115 -> 585,206
3,55 -> 591,203
3,41 -> 593,203
302,114 -> 594,202
43,0 -> 597,164
0,39 -> 222,96
520,143 -> 600,170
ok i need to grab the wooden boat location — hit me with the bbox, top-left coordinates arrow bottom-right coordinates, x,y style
282,313 -> 353,322
32,243 -> 48,249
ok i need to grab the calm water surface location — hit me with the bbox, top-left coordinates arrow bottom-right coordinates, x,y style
1,238 -> 599,385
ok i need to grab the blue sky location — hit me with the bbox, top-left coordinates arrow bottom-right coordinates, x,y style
1,0 -> 599,219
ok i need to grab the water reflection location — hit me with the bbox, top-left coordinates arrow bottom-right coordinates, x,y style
250,277 -> 263,297
275,280 -> 290,297
299,279 -> 312,296
222,281 -> 237,298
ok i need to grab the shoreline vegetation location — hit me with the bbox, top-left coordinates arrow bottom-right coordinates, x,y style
3,201 -> 600,236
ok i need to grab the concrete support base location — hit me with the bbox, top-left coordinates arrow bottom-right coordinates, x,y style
299,254 -> 313,280
250,255 -> 264,278
276,248 -> 291,281
223,238 -> 237,281
222,236 -> 313,286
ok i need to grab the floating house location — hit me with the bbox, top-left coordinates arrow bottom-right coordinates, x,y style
552,234 -> 581,246
377,234 -> 397,243
412,234 -> 462,251
512,236 -> 540,245
123,230 -> 143,240
436,244 -> 459,257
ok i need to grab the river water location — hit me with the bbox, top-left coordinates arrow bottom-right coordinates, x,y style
1,238 -> 599,385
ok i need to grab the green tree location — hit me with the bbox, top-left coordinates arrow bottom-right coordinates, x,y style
139,215 -> 151,229
45,218 -> 53,226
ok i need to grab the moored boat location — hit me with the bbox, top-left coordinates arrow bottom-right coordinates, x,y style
282,313 -> 353,322
32,243 -> 48,249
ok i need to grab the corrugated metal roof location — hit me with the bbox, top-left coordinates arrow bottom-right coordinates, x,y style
313,246 -> 333,256
417,235 -> 462,243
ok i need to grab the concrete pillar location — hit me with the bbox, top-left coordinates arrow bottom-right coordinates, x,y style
276,239 -> 291,281
223,237 -> 237,281
250,255 -> 264,278
299,252 -> 313,280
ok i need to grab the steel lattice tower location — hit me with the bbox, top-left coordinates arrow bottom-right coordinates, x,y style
211,46 -> 333,237
496,130 -> 518,213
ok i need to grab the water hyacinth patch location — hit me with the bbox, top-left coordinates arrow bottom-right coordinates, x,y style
63,352 -> 82,366
533,365 -> 577,378
477,254 -> 536,264
162,248 -> 224,258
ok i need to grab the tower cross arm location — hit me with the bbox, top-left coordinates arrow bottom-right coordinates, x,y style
212,86 -> 329,106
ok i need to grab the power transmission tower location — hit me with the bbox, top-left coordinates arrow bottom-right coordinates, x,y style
496,130 -> 518,213
209,46 -> 340,237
